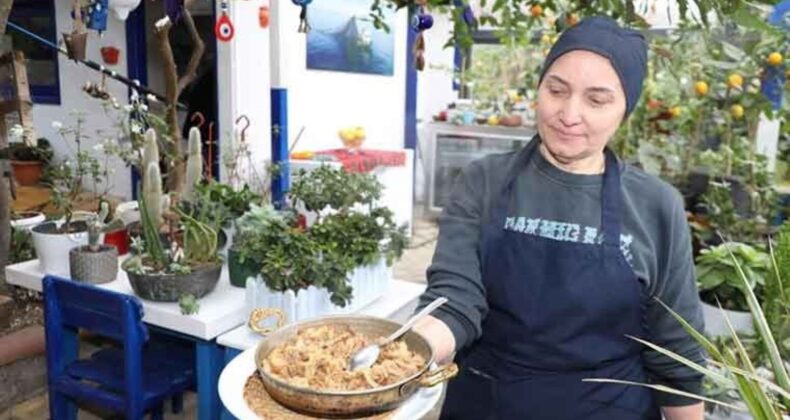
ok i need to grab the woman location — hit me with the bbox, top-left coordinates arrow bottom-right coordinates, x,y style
413,16 -> 706,420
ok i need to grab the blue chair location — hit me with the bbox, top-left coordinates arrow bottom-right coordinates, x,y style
43,275 -> 196,420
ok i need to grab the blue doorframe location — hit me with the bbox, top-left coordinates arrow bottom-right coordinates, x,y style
404,6 -> 418,151
126,3 -> 147,198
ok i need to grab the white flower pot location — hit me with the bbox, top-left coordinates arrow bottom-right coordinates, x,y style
115,201 -> 140,226
31,221 -> 102,276
245,258 -> 391,324
702,301 -> 754,337
10,211 -> 45,231
109,0 -> 142,20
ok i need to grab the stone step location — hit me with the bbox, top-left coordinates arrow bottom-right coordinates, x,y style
0,295 -> 12,331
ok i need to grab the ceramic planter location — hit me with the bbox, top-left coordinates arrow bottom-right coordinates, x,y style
245,258 -> 391,324
62,31 -> 87,61
701,301 -> 754,337
103,228 -> 129,256
10,211 -> 45,231
126,263 -> 222,302
228,248 -> 260,288
69,245 -> 118,284
31,221 -> 91,276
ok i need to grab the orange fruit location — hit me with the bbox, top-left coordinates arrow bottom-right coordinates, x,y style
726,73 -> 743,89
531,4 -> 543,17
694,81 -> 709,96
730,104 -> 744,119
646,98 -> 662,110
767,52 -> 783,66
669,106 -> 682,118
565,13 -> 579,26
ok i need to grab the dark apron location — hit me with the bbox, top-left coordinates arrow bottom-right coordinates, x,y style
440,143 -> 660,419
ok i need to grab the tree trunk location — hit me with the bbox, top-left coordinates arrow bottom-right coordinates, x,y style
0,134 -> 9,293
154,9 -> 204,195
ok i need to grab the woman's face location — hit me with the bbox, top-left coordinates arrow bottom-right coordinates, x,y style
536,50 -> 627,166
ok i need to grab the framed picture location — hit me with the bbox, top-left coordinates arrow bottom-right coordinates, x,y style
306,0 -> 395,76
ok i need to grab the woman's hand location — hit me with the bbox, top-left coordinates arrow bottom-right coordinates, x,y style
662,402 -> 704,420
413,315 -> 456,364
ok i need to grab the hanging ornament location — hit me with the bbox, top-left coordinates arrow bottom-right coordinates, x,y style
164,0 -> 184,23
215,0 -> 234,42
63,0 -> 88,61
108,0 -> 141,21
86,0 -> 109,33
259,5 -> 270,28
411,4 -> 431,71
292,0 -> 312,33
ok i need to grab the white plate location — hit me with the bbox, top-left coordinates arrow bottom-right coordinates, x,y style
219,346 -> 444,420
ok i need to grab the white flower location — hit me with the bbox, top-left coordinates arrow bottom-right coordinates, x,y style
52,121 -> 63,130
376,217 -> 385,226
9,124 -> 23,140
93,143 -> 105,153
140,104 -> 149,112
130,121 -> 142,134
123,104 -> 133,112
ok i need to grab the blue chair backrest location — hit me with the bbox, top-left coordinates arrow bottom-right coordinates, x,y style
43,275 -> 149,342
43,275 -> 150,416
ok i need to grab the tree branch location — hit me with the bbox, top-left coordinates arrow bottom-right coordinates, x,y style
154,17 -> 184,193
176,9 -> 205,97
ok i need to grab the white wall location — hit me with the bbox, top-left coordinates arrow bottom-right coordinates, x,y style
29,1 -> 132,198
216,0 -> 271,186
273,1 -> 409,152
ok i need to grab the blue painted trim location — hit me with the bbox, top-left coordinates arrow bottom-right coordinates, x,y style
271,88 -> 289,207
125,2 -> 147,199
9,0 -> 61,104
196,340 -> 223,420
404,7 -> 418,150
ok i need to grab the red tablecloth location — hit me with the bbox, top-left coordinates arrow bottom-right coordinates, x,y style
311,149 -> 406,173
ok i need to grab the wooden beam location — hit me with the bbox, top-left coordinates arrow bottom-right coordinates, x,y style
0,0 -> 14,35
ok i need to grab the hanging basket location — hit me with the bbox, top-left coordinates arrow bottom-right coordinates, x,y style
63,31 -> 88,61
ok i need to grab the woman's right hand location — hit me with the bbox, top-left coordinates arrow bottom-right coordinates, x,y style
413,315 -> 457,364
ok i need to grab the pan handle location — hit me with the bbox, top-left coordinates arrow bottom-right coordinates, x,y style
248,308 -> 286,336
418,363 -> 459,387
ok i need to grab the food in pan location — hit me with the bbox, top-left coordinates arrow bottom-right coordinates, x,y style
262,324 -> 426,391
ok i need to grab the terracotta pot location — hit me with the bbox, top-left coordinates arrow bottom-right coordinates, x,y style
100,46 -> 120,65
10,160 -> 43,186
62,31 -> 87,61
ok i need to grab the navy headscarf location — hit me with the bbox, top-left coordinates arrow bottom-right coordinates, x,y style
539,16 -> 648,117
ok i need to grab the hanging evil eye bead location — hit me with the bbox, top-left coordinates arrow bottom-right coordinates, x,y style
215,0 -> 234,42
411,10 -> 433,31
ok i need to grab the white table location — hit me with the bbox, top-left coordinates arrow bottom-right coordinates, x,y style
217,279 -> 425,352
5,258 -> 248,420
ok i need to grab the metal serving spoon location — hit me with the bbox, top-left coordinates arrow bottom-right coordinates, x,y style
348,296 -> 448,372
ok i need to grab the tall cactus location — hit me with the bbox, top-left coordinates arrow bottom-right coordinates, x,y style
182,127 -> 203,202
140,128 -> 159,176
143,162 -> 164,228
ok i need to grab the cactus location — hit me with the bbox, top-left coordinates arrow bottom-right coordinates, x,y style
182,127 -> 203,202
86,202 -> 124,252
140,128 -> 159,176
138,167 -> 168,268
143,162 -> 164,227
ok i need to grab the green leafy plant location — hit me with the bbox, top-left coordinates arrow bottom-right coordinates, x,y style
759,223 -> 790,362
587,242 -> 790,418
8,227 -> 36,264
179,294 -> 200,315
290,166 -> 381,214
697,241 -> 770,311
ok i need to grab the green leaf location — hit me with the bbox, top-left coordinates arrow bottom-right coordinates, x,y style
655,299 -> 723,360
581,379 -> 741,410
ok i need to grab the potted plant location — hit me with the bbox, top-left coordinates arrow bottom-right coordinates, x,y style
8,130 -> 53,186
227,203 -> 281,287
588,241 -> 790,418
696,241 -> 771,336
240,166 -> 407,322
10,210 -> 46,231
121,129 -> 222,302
31,115 -> 107,275
68,201 -> 125,284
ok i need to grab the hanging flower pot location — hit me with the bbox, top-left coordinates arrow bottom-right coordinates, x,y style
100,46 -> 120,65
63,31 -> 88,61
259,6 -> 270,28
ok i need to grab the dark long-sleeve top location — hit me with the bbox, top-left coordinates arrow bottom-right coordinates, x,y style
416,139 -> 706,406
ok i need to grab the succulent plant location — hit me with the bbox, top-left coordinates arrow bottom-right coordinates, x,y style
86,201 -> 125,251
